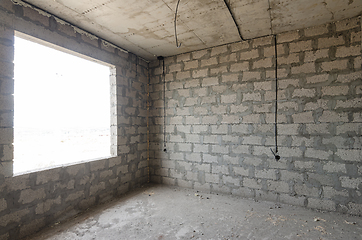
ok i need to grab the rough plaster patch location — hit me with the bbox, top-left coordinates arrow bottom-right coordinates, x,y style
12,0 -> 51,17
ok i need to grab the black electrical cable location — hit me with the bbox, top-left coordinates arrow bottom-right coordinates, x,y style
274,35 -> 277,151
163,58 -> 166,151
174,0 -> 182,48
147,62 -> 150,183
157,56 -> 167,152
270,35 -> 280,161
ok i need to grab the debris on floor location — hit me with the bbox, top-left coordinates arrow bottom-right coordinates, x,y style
25,184 -> 362,240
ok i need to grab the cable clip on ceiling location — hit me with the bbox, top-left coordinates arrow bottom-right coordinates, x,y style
174,0 -> 182,48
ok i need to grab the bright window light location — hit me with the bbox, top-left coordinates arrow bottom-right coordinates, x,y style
14,35 -> 112,174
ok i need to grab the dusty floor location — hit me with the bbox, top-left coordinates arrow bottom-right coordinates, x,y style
25,184 -> 362,240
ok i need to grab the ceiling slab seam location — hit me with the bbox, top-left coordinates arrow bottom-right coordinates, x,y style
222,0 -> 275,41
267,0 -> 274,35
222,0 -> 245,41
166,0 -> 207,48
11,0 -> 152,63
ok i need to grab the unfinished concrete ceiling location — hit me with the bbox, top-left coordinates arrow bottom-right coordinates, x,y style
21,0 -> 362,60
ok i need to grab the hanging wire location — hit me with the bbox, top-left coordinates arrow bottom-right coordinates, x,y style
174,0 -> 182,48
274,35 -> 278,152
146,62 -> 150,183
270,35 -> 280,161
163,58 -> 167,151
157,57 -> 167,152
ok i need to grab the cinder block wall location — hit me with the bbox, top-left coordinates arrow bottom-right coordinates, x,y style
0,1 -> 148,239
149,16 -> 362,215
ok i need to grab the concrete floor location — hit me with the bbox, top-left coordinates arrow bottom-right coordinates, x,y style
26,184 -> 362,240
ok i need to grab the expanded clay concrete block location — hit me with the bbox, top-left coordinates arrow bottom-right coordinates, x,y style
321,59 -> 349,72
304,49 -> 329,62
336,45 -> 361,57
308,198 -> 336,211
183,60 -> 198,70
0,127 -> 12,145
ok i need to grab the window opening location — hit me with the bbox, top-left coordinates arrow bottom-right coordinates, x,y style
14,34 -> 112,174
